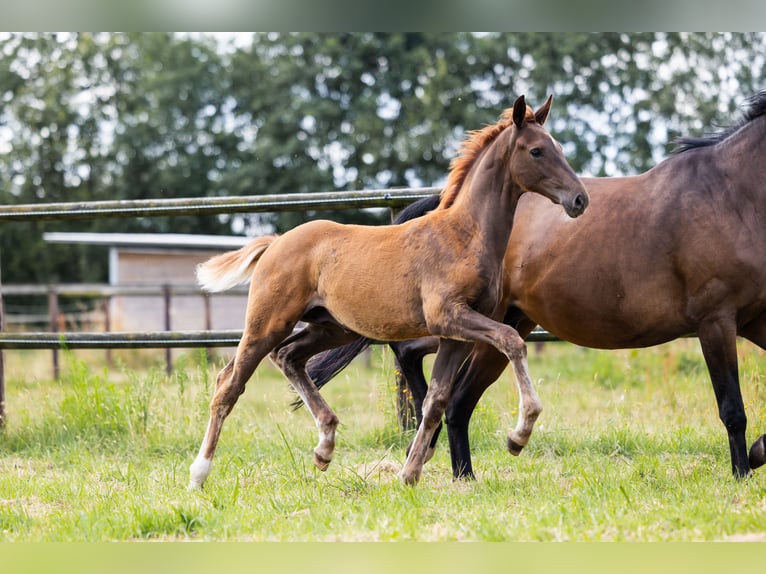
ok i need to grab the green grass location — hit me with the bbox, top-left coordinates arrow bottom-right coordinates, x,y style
1,339 -> 765,541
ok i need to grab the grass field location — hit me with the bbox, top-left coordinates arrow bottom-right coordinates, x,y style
1,338 -> 765,541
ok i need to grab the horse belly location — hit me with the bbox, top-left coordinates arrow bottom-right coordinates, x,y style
318,276 -> 429,342
515,267 -> 691,349
538,307 -> 689,349
329,299 -> 428,342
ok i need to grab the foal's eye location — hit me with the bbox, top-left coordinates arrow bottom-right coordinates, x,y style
530,148 -> 543,158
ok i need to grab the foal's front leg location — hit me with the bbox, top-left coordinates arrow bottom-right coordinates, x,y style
400,339 -> 473,485
505,344 -> 542,455
424,306 -> 543,470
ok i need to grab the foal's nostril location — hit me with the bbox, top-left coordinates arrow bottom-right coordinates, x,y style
572,193 -> 588,214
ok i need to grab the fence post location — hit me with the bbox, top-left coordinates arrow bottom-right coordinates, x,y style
102,296 -> 113,366
203,292 -> 214,363
48,287 -> 60,380
163,284 -> 172,375
393,355 -> 417,431
0,253 -> 6,428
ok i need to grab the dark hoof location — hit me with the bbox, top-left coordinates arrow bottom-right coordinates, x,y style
453,471 -> 476,482
400,469 -> 420,486
313,451 -> 331,471
507,436 -> 525,456
749,435 -> 766,470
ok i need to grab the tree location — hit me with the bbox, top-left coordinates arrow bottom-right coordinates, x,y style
1,32 -> 765,284
0,33 -> 239,283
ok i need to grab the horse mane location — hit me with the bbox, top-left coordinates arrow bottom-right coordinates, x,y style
437,106 -> 537,209
672,89 -> 766,154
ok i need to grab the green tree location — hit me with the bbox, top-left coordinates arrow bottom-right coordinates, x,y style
226,33 -> 515,231
1,32 -> 765,286
0,33 -> 239,283
0,33 -> 114,284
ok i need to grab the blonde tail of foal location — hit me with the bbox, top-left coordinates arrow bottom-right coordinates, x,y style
196,235 -> 278,292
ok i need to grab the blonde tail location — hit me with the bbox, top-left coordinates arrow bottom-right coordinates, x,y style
196,235 -> 278,292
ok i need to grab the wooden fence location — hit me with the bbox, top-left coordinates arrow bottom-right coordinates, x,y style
0,282 -> 249,378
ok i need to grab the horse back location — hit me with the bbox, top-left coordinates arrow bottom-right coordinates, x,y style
506,168 -> 766,349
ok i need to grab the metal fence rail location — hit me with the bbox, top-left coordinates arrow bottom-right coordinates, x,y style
0,283 -> 245,297
0,328 -> 559,350
0,329 -> 245,349
0,188 -> 439,222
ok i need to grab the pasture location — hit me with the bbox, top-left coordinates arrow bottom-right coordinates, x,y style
1,339 -> 765,542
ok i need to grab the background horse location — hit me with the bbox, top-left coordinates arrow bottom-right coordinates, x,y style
188,95 -> 588,489
305,89 -> 766,480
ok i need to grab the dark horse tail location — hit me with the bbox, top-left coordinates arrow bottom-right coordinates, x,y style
290,193 -> 441,410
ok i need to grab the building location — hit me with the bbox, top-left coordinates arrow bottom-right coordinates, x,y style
43,232 -> 250,333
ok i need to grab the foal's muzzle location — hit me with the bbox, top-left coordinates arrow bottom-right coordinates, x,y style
564,192 -> 589,218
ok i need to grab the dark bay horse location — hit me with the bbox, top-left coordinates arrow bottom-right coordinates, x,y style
305,89 -> 766,480
188,95 -> 588,489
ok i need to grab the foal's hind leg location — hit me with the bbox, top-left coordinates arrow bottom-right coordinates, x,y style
270,323 -> 359,471
189,329 -> 290,490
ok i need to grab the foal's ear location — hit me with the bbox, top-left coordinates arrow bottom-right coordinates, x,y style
512,95 -> 527,129
535,95 -> 553,126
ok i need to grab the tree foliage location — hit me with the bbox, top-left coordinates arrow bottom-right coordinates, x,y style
1,32 -> 765,283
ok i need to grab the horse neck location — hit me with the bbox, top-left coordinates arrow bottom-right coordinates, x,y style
446,129 -> 521,261
717,115 -> 766,202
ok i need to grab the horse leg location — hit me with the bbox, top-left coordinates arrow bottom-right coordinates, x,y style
440,310 -> 541,469
189,328 -> 290,490
445,342 -> 510,479
390,337 -> 439,460
697,316 -> 750,478
270,323 -> 359,471
443,313 -> 537,479
504,342 -> 543,455
402,306 -> 541,483
400,339 -> 473,485
737,314 -> 766,469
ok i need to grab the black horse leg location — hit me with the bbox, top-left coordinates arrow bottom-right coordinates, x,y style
443,312 -> 537,479
697,317 -> 750,478
390,337 -> 439,455
444,342 -> 510,479
737,314 -> 766,470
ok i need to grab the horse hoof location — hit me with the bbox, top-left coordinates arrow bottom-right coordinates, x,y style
749,434 -> 766,470
400,469 -> 420,486
507,436 -> 525,456
313,451 -> 331,471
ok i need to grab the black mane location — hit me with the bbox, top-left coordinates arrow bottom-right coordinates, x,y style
672,89 -> 766,154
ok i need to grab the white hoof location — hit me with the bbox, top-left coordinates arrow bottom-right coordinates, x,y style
189,456 -> 211,490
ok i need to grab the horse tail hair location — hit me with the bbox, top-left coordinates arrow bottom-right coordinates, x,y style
290,337 -> 374,410
196,235 -> 278,292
